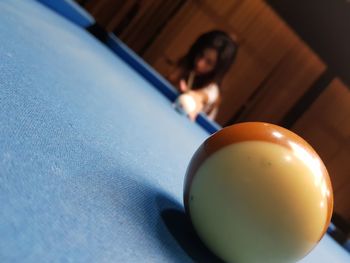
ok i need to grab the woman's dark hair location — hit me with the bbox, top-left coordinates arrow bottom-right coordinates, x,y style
178,30 -> 238,89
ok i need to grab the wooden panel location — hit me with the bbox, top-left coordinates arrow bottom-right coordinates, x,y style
203,0 -> 241,17
216,46 -> 268,124
161,10 -> 216,62
143,1 -> 199,66
292,79 -> 350,221
85,0 -> 184,54
296,122 -> 341,162
243,6 -> 297,68
144,1 -> 216,74
116,0 -> 168,53
228,0 -> 265,34
227,1 -> 297,68
339,112 -> 350,138
106,1 -> 138,31
327,149 -> 350,193
334,184 -> 350,222
308,78 -> 350,129
239,40 -> 326,123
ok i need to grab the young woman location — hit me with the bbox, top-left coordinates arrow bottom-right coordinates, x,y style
168,30 -> 238,120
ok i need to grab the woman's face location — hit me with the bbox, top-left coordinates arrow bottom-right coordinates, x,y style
194,48 -> 218,75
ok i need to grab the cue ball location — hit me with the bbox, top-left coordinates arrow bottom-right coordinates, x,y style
175,93 -> 197,115
184,122 -> 333,263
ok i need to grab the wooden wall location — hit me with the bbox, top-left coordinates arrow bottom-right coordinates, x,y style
84,0 -> 184,54
80,0 -> 350,221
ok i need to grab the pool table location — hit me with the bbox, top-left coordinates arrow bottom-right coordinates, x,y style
0,1 -> 349,262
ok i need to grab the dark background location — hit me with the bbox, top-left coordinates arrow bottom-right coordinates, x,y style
267,0 -> 350,87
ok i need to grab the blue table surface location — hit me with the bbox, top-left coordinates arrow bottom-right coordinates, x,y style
0,1 -> 349,262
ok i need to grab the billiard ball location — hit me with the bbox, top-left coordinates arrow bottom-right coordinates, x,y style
174,93 -> 197,115
184,122 -> 333,263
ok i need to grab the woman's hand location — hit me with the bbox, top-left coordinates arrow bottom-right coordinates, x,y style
177,80 -> 209,121
186,91 -> 204,121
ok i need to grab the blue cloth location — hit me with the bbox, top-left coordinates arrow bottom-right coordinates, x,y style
300,235 -> 350,262
0,1 -> 349,262
0,1 -> 208,262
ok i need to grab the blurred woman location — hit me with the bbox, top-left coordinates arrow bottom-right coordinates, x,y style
168,30 -> 238,120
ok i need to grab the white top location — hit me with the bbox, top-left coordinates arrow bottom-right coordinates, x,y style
201,83 -> 219,119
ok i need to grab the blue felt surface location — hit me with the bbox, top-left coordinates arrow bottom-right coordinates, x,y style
0,1 -> 208,262
299,235 -> 350,262
106,34 -> 179,102
1,1 -> 349,262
